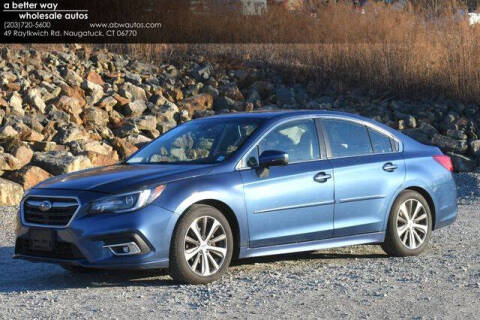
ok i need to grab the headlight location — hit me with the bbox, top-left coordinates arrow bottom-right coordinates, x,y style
88,185 -> 165,214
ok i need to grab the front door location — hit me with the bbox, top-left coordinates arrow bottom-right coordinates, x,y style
240,119 -> 335,248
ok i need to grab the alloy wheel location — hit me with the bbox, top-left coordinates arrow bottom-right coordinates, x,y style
396,199 -> 429,250
184,216 -> 228,276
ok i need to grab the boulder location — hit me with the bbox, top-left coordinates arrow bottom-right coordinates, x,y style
431,134 -> 468,153
27,88 -> 46,113
83,150 -> 119,167
81,80 -> 104,105
0,153 -> 21,171
3,166 -> 52,190
53,124 -> 89,144
6,144 -> 33,168
0,178 -> 23,206
121,82 -> 147,101
8,92 -> 24,115
82,107 -> 109,127
86,71 -> 104,86
32,151 -> 93,175
179,94 -> 213,116
111,137 -> 138,159
448,153 -> 477,172
122,100 -> 147,117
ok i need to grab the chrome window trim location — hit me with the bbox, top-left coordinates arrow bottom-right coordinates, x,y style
319,116 -> 403,160
21,195 -> 81,228
235,116 -> 324,171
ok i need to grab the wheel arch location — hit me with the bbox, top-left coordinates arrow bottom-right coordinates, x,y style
178,199 -> 241,260
404,186 -> 437,230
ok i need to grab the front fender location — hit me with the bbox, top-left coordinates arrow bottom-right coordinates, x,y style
156,172 -> 249,247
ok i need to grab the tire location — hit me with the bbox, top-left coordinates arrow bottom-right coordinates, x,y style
382,190 -> 433,257
60,264 -> 96,273
169,204 -> 234,285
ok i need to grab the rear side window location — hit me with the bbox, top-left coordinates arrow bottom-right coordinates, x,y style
322,119 -> 373,158
368,128 -> 393,154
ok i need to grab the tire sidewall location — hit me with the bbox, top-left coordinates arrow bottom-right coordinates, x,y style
170,205 -> 233,284
387,191 -> 433,256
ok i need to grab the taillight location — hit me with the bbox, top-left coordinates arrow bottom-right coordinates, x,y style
433,155 -> 453,172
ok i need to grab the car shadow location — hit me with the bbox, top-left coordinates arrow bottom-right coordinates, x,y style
0,245 -> 387,293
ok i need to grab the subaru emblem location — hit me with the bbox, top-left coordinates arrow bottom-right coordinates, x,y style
39,200 -> 52,212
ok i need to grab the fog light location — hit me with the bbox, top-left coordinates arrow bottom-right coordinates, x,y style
103,242 -> 141,256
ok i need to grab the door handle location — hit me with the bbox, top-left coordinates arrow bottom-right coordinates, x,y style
314,172 -> 332,183
383,162 -> 398,172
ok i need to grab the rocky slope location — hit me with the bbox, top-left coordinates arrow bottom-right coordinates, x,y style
0,45 -> 478,205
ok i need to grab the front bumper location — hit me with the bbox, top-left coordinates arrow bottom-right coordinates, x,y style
13,188 -> 180,270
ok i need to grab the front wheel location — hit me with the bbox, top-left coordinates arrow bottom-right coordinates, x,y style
382,190 -> 433,257
169,204 -> 233,284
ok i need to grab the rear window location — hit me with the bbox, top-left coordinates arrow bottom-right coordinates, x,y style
322,119 -> 373,158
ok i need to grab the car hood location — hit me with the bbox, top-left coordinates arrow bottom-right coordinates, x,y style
34,164 -> 216,194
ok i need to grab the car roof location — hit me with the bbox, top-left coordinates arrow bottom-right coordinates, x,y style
204,110 -> 367,121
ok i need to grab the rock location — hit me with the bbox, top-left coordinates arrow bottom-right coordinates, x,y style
112,93 -> 130,106
98,96 -> 118,112
431,134 -> 468,153
446,129 -> 467,140
27,88 -> 46,113
6,144 -> 33,168
19,128 -> 44,142
0,178 -> 23,205
81,80 -> 104,105
60,68 -> 83,86
132,115 -> 157,131
3,166 -> 52,190
83,150 -> 119,167
32,151 -> 92,175
0,125 -> 19,138
111,137 -> 138,159
123,100 -> 147,117
8,92 -> 24,115
448,153 -> 477,172
402,128 -> 431,145
179,94 -> 213,116
275,87 -> 296,106
0,153 -> 21,171
86,71 -> 104,86
53,124 -> 89,144
125,134 -> 151,148
56,95 -> 83,124
83,107 -> 109,127
121,82 -> 147,101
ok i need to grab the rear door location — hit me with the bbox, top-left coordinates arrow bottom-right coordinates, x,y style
320,118 -> 405,237
240,118 -> 335,248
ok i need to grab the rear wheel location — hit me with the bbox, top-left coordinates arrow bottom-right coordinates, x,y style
382,190 -> 433,257
169,204 -> 233,284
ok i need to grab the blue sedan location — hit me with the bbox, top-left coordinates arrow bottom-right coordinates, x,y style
14,111 -> 458,284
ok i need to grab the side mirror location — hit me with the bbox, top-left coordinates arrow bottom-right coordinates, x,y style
259,150 -> 289,168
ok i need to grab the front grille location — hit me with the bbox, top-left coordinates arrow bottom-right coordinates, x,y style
15,238 -> 84,260
22,197 -> 79,227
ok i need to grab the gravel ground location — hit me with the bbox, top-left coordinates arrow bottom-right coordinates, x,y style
1,174 -> 479,319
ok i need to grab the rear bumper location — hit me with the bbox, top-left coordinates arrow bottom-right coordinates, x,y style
432,178 -> 458,230
14,189 -> 180,270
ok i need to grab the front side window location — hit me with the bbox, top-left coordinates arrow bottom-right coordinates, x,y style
368,128 -> 393,154
322,119 -> 373,158
128,118 -> 262,164
256,119 -> 320,163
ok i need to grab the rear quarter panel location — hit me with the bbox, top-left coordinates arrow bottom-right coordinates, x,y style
400,136 -> 458,229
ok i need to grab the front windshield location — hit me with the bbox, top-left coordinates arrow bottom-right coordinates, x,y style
127,118 -> 263,165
